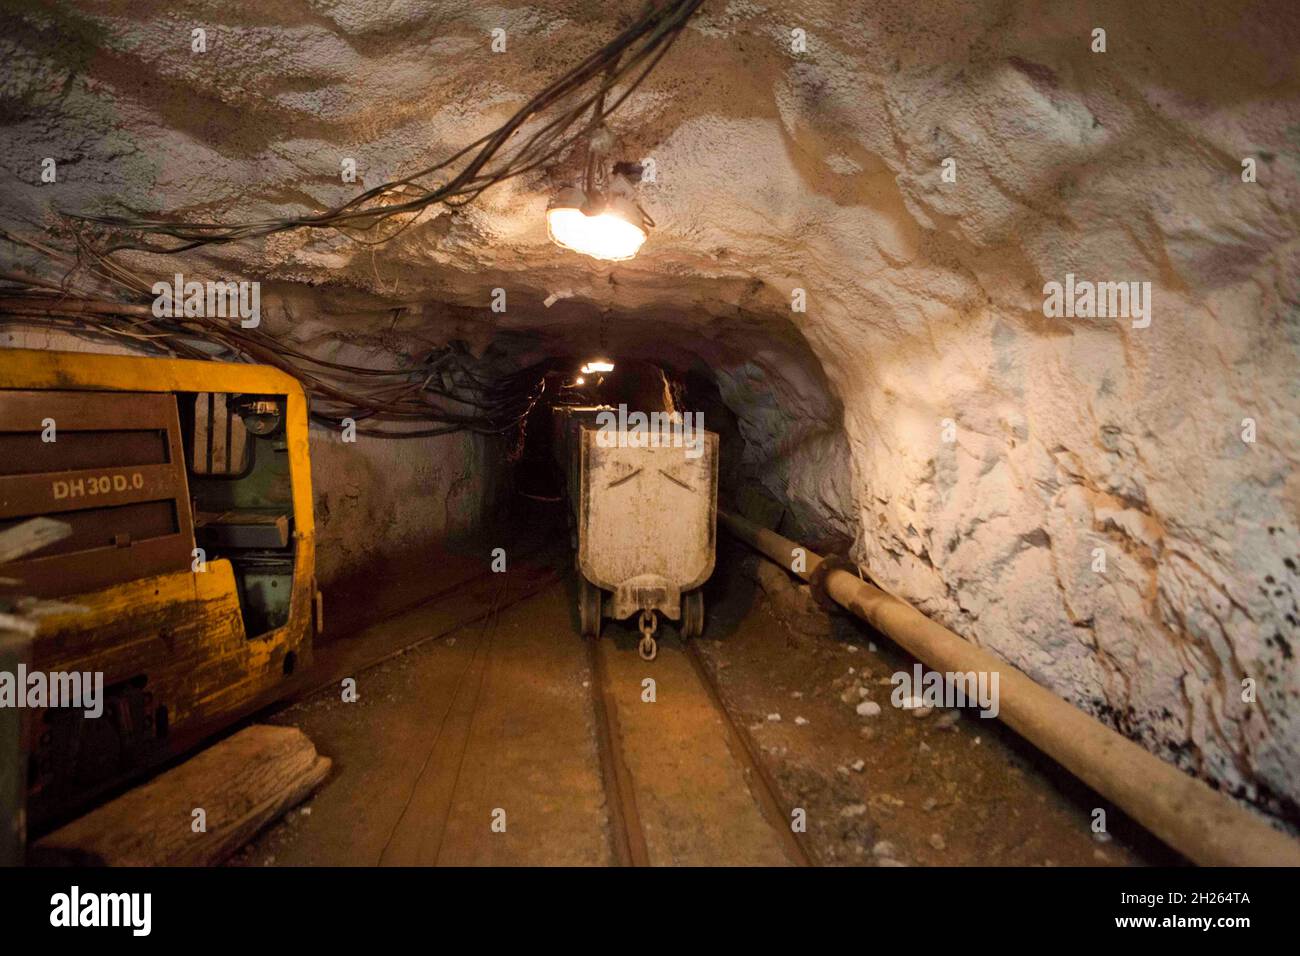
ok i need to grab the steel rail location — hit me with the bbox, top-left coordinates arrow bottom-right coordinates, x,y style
682,640 -> 817,866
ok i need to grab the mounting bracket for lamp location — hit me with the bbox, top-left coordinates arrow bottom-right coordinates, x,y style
546,114 -> 652,259
611,160 -> 645,181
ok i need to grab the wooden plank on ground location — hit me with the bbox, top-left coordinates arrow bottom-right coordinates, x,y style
30,724 -> 330,866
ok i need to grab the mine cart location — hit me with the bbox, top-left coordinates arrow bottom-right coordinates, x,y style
554,405 -> 718,659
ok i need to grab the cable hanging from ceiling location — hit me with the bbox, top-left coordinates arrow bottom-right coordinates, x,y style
0,229 -> 545,439
63,0 -> 704,255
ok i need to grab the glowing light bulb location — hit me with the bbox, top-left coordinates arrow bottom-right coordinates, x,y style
547,188 -> 647,261
580,360 -> 614,374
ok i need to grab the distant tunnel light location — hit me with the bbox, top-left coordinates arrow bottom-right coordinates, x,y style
580,360 -> 614,374
547,187 -> 647,261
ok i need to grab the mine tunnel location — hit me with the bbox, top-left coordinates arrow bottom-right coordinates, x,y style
0,0 -> 1297,919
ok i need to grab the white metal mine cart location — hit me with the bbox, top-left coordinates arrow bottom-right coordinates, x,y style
555,406 -> 718,660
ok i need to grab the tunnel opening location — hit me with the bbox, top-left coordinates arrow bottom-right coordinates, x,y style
509,354 -> 750,512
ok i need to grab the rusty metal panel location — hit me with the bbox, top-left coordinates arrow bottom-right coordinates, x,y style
0,390 -> 195,597
578,426 -> 718,619
0,348 -> 314,540
0,350 -> 317,830
0,389 -> 178,431
0,430 -> 168,475
0,464 -> 179,515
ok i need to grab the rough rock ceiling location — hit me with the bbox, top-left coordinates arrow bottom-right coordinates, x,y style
2,1 -> 1298,824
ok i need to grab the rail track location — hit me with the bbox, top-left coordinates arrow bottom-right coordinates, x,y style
588,628 -> 818,867
587,636 -> 651,866
328,567 -> 822,866
260,554 -> 822,866
682,639 -> 817,866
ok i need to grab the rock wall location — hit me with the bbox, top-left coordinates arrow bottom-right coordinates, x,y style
1,0 -> 1296,821
307,420 -> 503,589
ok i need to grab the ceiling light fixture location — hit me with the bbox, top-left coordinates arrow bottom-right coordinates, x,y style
547,176 -> 650,261
580,359 -> 614,375
548,114 -> 652,262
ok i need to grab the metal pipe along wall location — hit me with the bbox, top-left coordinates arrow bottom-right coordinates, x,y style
719,509 -> 1300,867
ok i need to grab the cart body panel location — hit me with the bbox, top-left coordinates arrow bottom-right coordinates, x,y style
577,424 -> 718,620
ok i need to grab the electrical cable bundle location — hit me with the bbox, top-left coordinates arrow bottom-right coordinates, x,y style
64,0 -> 705,254
0,279 -> 546,439
0,231 -> 544,439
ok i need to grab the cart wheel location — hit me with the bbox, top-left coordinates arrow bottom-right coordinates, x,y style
578,577 -> 602,638
682,589 -> 704,639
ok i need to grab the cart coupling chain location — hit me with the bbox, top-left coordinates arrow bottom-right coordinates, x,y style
638,609 -> 658,661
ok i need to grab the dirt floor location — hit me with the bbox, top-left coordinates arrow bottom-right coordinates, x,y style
696,540 -> 1181,867
232,535 -> 1177,867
